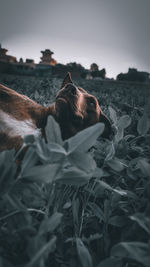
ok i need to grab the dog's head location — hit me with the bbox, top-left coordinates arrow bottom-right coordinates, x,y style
54,73 -> 113,140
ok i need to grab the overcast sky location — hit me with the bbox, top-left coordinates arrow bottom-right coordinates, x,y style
0,0 -> 150,78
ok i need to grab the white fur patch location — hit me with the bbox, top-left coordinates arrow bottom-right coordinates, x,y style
0,110 -> 40,138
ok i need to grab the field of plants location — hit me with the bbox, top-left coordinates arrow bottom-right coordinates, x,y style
0,74 -> 150,267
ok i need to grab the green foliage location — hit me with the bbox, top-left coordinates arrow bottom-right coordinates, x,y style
0,78 -> 150,267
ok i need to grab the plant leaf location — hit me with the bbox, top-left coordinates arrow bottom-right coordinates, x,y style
105,142 -> 115,161
118,115 -> 131,129
0,150 -> 17,194
106,158 -> 126,172
55,166 -> 92,185
94,180 -> 113,195
138,158 -> 150,178
45,116 -> 63,145
109,215 -> 127,227
76,237 -> 93,267
96,257 -> 123,267
115,126 -> 124,143
27,236 -> 56,267
68,151 -> 96,173
130,213 -> 150,235
22,163 -> 61,183
39,212 -> 63,235
108,106 -> 117,125
65,123 -> 104,154
137,113 -> 150,135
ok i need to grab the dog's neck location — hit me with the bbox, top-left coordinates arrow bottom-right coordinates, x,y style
46,103 -> 56,117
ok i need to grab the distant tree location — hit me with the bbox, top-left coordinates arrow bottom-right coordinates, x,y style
99,68 -> 106,79
117,73 -> 124,81
52,62 -> 86,79
91,68 -> 106,79
81,71 -> 88,79
90,63 -> 99,72
52,63 -> 67,77
66,62 -> 85,71
19,58 -> 23,63
66,62 -> 86,78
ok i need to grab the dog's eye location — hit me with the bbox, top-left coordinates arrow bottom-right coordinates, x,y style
89,98 -> 96,108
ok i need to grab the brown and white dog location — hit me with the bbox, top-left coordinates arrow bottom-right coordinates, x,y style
0,73 -> 112,152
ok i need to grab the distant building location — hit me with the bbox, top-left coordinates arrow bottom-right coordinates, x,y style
40,49 -> 57,66
0,45 -> 107,79
26,59 -> 35,65
117,68 -> 150,82
0,44 -> 16,63
13,58 -> 36,75
35,49 -> 57,76
0,45 -> 36,75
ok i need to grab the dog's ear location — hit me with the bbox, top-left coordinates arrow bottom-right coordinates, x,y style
61,72 -> 73,89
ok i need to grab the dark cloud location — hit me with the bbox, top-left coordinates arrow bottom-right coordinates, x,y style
0,0 -> 150,77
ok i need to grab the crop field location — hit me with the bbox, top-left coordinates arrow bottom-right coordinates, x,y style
0,74 -> 150,267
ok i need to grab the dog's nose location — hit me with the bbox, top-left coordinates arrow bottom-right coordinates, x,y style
65,83 -> 77,95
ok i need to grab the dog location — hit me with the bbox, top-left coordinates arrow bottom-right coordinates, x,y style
0,73 -> 112,151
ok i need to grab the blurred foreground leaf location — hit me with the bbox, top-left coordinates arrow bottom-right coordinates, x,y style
111,241 -> 150,267
26,236 -> 56,267
65,123 -> 104,153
